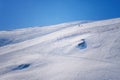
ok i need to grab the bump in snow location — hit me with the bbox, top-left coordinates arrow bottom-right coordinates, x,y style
77,39 -> 87,49
11,64 -> 30,71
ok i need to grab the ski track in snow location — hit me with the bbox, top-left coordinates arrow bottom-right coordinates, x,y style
0,18 -> 120,80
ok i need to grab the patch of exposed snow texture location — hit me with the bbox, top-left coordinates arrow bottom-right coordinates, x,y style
0,18 -> 120,80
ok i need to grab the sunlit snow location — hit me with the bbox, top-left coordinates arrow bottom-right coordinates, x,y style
0,18 -> 120,80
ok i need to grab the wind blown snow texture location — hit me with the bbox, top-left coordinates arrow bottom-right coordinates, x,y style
0,18 -> 120,80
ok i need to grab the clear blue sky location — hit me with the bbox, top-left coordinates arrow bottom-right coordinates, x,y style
0,0 -> 120,30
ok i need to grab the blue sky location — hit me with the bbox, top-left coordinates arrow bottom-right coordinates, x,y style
0,0 -> 120,30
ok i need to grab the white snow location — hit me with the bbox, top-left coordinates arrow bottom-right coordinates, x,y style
0,18 -> 120,80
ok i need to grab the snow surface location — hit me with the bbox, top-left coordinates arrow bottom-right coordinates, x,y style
0,18 -> 120,80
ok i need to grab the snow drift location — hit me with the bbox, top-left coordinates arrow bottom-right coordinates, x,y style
0,18 -> 120,80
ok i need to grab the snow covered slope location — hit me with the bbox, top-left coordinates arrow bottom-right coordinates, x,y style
0,18 -> 120,80
0,21 -> 87,47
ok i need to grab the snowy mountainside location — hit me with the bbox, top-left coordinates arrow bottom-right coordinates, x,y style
0,18 -> 120,80
0,21 -> 87,47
